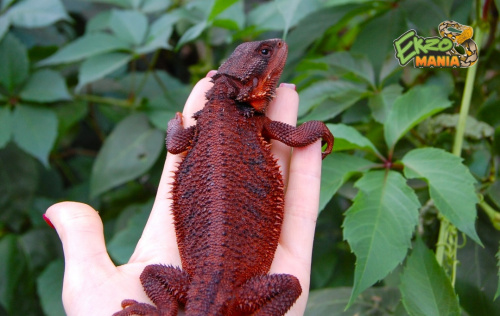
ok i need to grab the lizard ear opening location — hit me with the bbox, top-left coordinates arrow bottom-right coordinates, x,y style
249,98 -> 269,112
236,76 -> 275,112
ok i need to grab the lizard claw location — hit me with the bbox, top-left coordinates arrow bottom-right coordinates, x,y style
112,299 -> 160,316
174,112 -> 184,125
121,299 -> 139,308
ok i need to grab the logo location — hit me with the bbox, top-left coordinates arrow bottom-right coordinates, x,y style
393,21 -> 478,68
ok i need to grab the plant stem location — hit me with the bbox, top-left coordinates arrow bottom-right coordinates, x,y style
479,200 -> 500,230
451,51 -> 481,156
435,27 -> 483,282
435,217 -> 452,265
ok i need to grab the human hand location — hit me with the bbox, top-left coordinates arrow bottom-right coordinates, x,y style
44,72 -> 323,316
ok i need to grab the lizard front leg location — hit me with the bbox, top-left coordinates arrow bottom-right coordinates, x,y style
263,119 -> 334,159
233,273 -> 302,316
113,265 -> 190,316
166,112 -> 196,154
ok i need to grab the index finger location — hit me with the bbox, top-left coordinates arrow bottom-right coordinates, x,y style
266,83 -> 299,185
129,75 -> 214,265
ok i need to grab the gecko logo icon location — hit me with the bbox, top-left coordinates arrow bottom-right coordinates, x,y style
393,21 -> 478,68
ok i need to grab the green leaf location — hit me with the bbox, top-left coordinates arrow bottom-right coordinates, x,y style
400,0 -> 447,32
0,15 -> 10,41
107,201 -> 152,264
0,144 -> 38,231
38,33 -> 130,66
384,85 -> 452,150
400,238 -> 461,316
208,0 -> 238,21
305,286 -> 405,316
0,107 -> 12,148
327,123 -> 381,156
130,0 -> 142,9
85,10 -> 112,33
120,70 -> 187,99
145,96 -> 183,130
0,235 -> 28,314
135,14 -> 176,54
77,52 -> 132,91
212,0 -> 244,30
90,113 -> 163,197
248,0 -> 321,32
176,20 -> 208,48
298,81 -> 337,117
109,9 -> 148,45
455,233 -> 500,314
20,69 -> 71,102
402,148 -> 481,245
496,245 -> 500,300
1,0 -> 16,11
319,52 -> 375,87
276,0 -> 301,36
419,114 -> 494,141
287,5 -> 362,64
7,0 -> 70,28
319,153 -> 372,211
298,80 -> 365,119
300,91 -> 365,122
12,105 -> 58,167
85,0 -> 133,8
368,84 -> 402,123
343,170 -> 420,307
141,0 -> 171,13
37,260 -> 64,316
0,33 -> 29,93
351,7 -> 405,74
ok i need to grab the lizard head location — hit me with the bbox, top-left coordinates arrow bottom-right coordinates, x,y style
215,38 -> 288,113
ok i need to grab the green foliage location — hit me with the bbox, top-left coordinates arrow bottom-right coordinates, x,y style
384,85 -> 452,151
400,238 -> 461,316
0,0 -> 499,315
305,286 -> 405,316
0,33 -> 29,93
36,260 -> 64,316
497,246 -> 500,300
0,0 -> 70,40
402,148 -> 481,244
12,105 -> 58,167
90,114 -> 163,197
344,170 -> 420,306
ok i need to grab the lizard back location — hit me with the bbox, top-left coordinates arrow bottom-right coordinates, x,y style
113,38 -> 334,316
172,98 -> 284,313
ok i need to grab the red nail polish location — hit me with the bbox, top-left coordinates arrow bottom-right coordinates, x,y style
279,83 -> 296,91
43,214 -> 55,229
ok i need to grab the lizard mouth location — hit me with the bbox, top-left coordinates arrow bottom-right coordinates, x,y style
247,40 -> 288,112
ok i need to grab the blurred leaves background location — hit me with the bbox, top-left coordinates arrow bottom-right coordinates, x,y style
0,0 -> 499,315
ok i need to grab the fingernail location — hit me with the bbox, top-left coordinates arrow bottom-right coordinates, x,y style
206,70 -> 217,78
43,214 -> 55,229
279,83 -> 296,91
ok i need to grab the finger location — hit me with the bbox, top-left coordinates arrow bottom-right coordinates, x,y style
157,76 -> 214,199
130,75 -> 214,264
279,140 -> 322,263
266,83 -> 299,184
44,202 -> 116,278
271,140 -> 322,316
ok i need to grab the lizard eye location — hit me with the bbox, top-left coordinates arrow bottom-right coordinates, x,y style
260,48 -> 271,56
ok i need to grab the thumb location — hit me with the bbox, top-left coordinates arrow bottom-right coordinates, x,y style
44,202 -> 116,293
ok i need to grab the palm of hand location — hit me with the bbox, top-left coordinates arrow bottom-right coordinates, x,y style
45,75 -> 322,316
